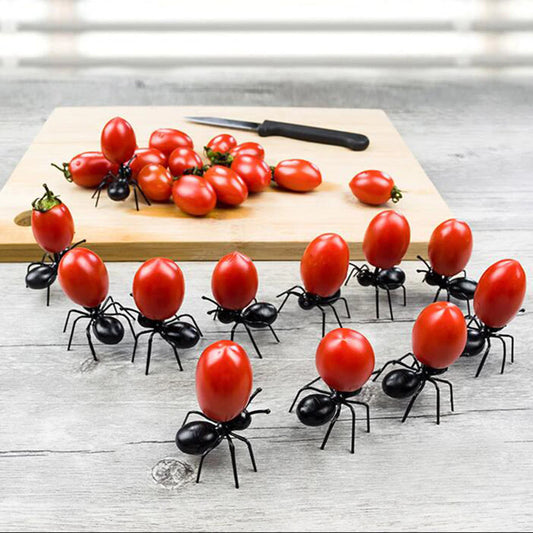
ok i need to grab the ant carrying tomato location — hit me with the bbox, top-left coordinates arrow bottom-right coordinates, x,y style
417,219 -> 477,315
122,258 -> 202,375
290,328 -> 374,453
278,233 -> 351,336
25,184 -> 85,306
461,259 -> 526,377
59,247 -> 134,360
345,210 -> 410,320
175,341 -> 270,488
202,252 -> 279,358
373,302 -> 467,424
92,117 -> 151,210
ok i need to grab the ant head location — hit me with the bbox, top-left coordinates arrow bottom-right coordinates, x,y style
92,315 -> 125,345
25,263 -> 57,290
176,420 -> 218,456
108,180 -> 131,201
298,292 -> 318,310
296,393 -> 336,427
382,368 -> 422,399
218,308 -> 240,324
357,269 -> 374,287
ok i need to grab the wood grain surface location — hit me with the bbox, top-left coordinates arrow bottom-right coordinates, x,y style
0,105 -> 451,261
0,72 -> 531,532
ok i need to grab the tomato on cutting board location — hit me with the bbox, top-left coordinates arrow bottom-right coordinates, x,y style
172,174 -> 217,216
168,147 -> 204,177
230,142 -> 265,160
231,155 -> 271,193
101,117 -> 137,165
349,170 -> 402,205
129,148 -> 167,178
272,159 -> 322,192
204,165 -> 248,206
52,152 -> 118,189
137,164 -> 173,202
149,128 -> 193,156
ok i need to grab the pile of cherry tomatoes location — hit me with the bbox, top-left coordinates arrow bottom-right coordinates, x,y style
55,116 -> 324,216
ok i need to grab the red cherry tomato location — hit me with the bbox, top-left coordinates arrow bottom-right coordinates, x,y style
53,152 -> 118,189
474,259 -> 526,328
196,340 -> 253,422
349,170 -> 402,205
129,147 -> 167,178
412,301 -> 467,369
316,328 -> 375,392
363,210 -> 410,269
230,155 -> 271,193
230,142 -> 265,160
273,159 -> 322,192
149,128 -> 193,156
168,147 -> 203,177
171,175 -> 217,216
133,257 -> 185,321
206,133 -> 237,154
31,184 -> 74,254
101,117 -> 137,165
137,164 -> 173,202
211,251 -> 258,310
301,233 -> 350,297
428,219 -> 473,277
204,165 -> 248,206
58,247 -> 109,308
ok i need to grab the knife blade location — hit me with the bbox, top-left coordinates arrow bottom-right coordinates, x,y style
185,116 -> 369,151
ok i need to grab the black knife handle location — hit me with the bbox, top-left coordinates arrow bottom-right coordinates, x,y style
257,120 -> 369,151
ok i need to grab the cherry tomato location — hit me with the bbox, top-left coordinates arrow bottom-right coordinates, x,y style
273,159 -> 322,192
58,247 -> 109,308
149,128 -> 193,156
137,164 -> 173,202
474,259 -> 526,328
363,210 -> 410,269
171,175 -> 217,216
230,155 -> 271,193
349,170 -> 402,205
204,165 -> 248,206
230,142 -> 265,160
316,328 -> 375,392
31,184 -> 74,254
101,117 -> 136,165
412,301 -> 467,369
301,233 -> 350,297
206,133 -> 237,154
168,147 -> 203,177
428,219 -> 473,277
129,147 -> 167,178
196,340 -> 253,422
211,251 -> 258,310
133,257 -> 185,321
52,152 -> 118,189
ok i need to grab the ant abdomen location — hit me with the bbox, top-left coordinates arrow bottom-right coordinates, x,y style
382,369 -> 422,399
297,394 -> 336,426
26,264 -> 57,290
107,180 -> 131,201
176,421 -> 219,456
92,315 -> 125,345
448,277 -> 477,301
243,302 -> 277,327
461,328 -> 486,357
377,267 -> 405,290
163,322 -> 201,349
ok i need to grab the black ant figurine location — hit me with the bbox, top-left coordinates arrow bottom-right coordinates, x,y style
201,297 -> 279,358
289,377 -> 370,453
372,353 -> 454,425
123,307 -> 202,375
25,239 -> 85,306
344,263 -> 406,320
176,388 -> 270,488
63,296 -> 135,361
416,256 -> 477,316
91,155 -> 150,211
276,287 -> 350,337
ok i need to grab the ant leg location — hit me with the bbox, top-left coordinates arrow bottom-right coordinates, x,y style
317,305 -> 327,337
372,353 -> 416,382
85,322 -> 98,362
320,405 -> 341,451
63,309 -> 84,333
327,302 -> 343,329
289,377 -> 325,412
132,329 -> 152,363
247,387 -> 263,406
132,179 -> 151,206
226,435 -> 239,489
67,315 -> 87,350
343,402 -> 356,454
230,321 -> 240,341
498,334 -> 515,363
46,285 -> 50,307
401,284 -> 407,306
494,335 -> 507,374
177,313 -> 203,336
145,331 -> 157,375
375,287 -> 380,319
466,298 -> 472,317
196,446 -> 217,484
182,410 -> 211,426
475,338 -> 492,378
401,382 -> 426,424
169,341 -> 183,372
243,323 -> 262,359
229,432 -> 257,472
268,324 -> 280,343
427,379 -> 442,425
432,377 -> 454,412
133,186 -> 140,211
433,287 -> 442,303
276,287 -> 303,312
339,296 -> 351,318
346,400 -> 371,433
344,264 -> 357,286
386,289 -> 394,320
446,292 -> 451,302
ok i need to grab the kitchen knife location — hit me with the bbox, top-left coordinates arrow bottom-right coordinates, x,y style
185,116 -> 369,151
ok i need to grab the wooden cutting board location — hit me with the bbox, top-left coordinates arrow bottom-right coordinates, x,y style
0,106 -> 452,262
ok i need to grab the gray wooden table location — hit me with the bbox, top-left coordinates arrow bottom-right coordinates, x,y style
0,71 -> 532,532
